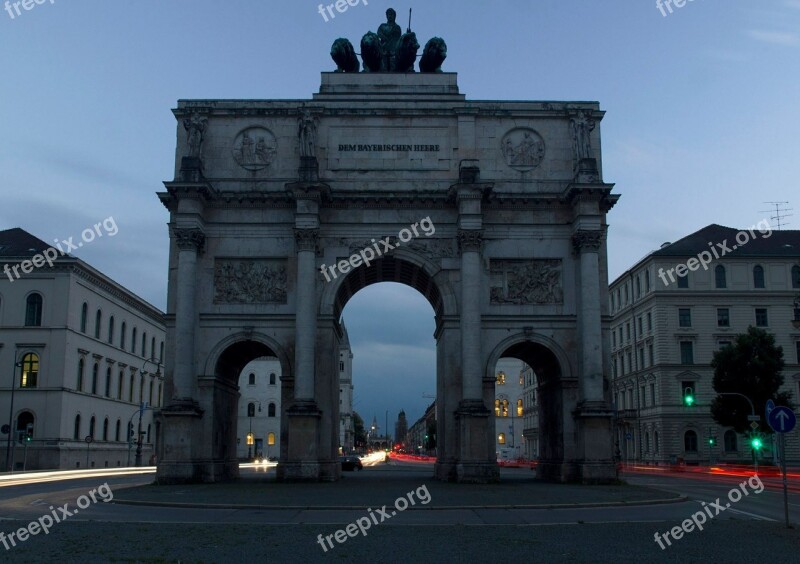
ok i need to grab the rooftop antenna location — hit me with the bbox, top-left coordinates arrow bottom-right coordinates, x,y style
759,201 -> 793,230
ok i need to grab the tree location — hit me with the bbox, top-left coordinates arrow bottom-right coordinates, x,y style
710,326 -> 793,433
353,412 -> 367,447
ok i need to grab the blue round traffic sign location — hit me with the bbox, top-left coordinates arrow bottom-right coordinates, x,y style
767,406 -> 797,433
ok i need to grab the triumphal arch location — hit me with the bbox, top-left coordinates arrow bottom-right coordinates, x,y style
156,14 -> 619,484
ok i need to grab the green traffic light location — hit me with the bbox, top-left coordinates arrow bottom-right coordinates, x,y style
684,395 -> 694,406
751,437 -> 763,450
708,438 -> 715,446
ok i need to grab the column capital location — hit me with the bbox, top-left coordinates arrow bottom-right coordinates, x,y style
294,228 -> 319,252
458,229 -> 484,254
572,230 -> 603,255
173,227 -> 206,252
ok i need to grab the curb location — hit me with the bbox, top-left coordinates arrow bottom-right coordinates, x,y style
112,494 -> 687,511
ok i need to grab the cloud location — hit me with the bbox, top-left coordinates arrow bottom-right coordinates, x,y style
746,29 -> 800,46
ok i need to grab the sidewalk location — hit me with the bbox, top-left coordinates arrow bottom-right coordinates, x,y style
112,465 -> 683,510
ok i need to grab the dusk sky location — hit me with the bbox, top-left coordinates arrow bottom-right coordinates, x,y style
2,0 -> 798,427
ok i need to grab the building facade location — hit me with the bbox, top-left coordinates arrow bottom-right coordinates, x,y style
236,357 -> 281,460
0,228 -> 165,471
521,363 -> 539,460
338,322 -> 354,454
610,224 -> 800,465
395,410 -> 408,449
494,358 -> 526,460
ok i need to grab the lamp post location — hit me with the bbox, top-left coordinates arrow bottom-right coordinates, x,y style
5,357 -> 23,472
135,357 -> 162,467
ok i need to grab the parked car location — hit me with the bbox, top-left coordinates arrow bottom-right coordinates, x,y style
340,455 -> 363,471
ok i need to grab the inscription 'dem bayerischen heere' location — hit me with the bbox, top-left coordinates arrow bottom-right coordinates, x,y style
338,144 -> 441,152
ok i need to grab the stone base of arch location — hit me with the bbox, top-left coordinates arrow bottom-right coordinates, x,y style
574,401 -> 618,484
276,400 -> 341,482
155,401 -> 206,484
453,399 -> 500,483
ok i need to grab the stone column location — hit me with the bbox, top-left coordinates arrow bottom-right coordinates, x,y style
458,229 -> 484,402
293,228 -> 318,401
572,230 -> 604,402
172,227 -> 205,403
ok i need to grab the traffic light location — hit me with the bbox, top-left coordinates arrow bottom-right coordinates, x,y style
683,387 -> 695,407
25,424 -> 33,443
708,436 -> 716,446
128,425 -> 136,446
750,435 -> 763,451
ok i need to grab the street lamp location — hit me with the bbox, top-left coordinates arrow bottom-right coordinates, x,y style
5,357 -> 23,472
135,357 -> 162,467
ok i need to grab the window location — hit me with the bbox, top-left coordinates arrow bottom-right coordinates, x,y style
20,353 -> 39,388
654,431 -> 660,453
718,340 -> 732,350
677,273 -> 689,288
73,415 -> 81,440
684,430 -> 698,452
724,430 -> 738,452
149,380 -> 154,406
753,265 -> 765,288
645,432 -> 650,452
637,316 -> 643,335
248,373 -> 256,386
77,358 -> 84,391
160,342 -> 164,362
496,371 -> 506,385
139,374 -> 144,402
103,418 -> 109,441
519,374 -> 523,386
755,308 -> 768,327
80,303 -> 88,333
624,284 -> 629,304
498,433 -> 506,445
340,361 -> 344,372
639,348 -> 645,369
94,309 -> 102,338
494,399 -> 500,417
717,308 -> 730,327
268,432 -> 276,446
502,399 -> 509,417
640,386 -> 646,407
108,316 -> 115,343
105,368 -> 111,397
797,341 -> 800,364
626,352 -> 632,373
132,328 -> 137,354
120,323 -> 127,350
268,403 -> 276,417
645,270 -> 651,292
611,293 -> 615,311
681,381 -> 695,403
147,424 -> 151,444
151,337 -> 155,359
612,332 -> 616,348
635,275 -> 641,299
647,312 -> 652,331
715,265 -> 727,289
678,308 -> 691,327
157,383 -> 162,407
118,371 -> 124,399
247,403 -> 255,417
650,383 -> 655,406
89,416 -> 96,439
517,399 -> 523,417
129,374 -> 134,402
91,363 -> 98,394
680,342 -> 694,365
793,265 -> 800,289
142,332 -> 147,357
626,323 -> 631,341
115,419 -> 121,442
25,293 -> 42,326
648,344 -> 654,366
269,373 -> 276,385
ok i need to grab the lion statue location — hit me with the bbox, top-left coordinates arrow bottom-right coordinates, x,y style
360,32 -> 383,72
395,32 -> 420,72
420,37 -> 447,73
330,38 -> 360,73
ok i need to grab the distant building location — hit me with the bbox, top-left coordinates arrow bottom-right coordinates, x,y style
521,363 -> 538,460
236,358 -> 281,460
610,224 -> 800,464
394,410 -> 408,448
406,401 -> 436,456
339,322 -> 354,453
0,228 -> 165,470
494,358 -> 526,460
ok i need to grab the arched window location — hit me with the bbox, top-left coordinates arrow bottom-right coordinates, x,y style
151,337 -> 155,359
160,341 -> 164,362
793,265 -> 800,289
103,418 -> 109,441
715,265 -> 727,289
498,433 -> 506,445
502,399 -> 509,417
80,302 -> 88,333
89,416 -> 96,439
270,373 -> 276,385
142,332 -> 147,357
247,402 -> 255,417
131,328 -> 137,354
20,353 -> 39,388
517,399 -> 523,417
94,309 -> 102,338
724,430 -> 738,452
494,399 -> 500,417
105,368 -> 112,397
16,411 -> 34,438
118,371 -> 124,399
684,430 -> 698,452
91,363 -> 98,394
108,316 -> 115,343
149,380 -> 154,406
753,265 -> 765,289
248,373 -> 256,385
268,432 -> 276,446
645,432 -> 650,453
129,373 -> 135,402
25,293 -> 43,326
654,431 -> 660,453
77,358 -> 84,391
73,414 -> 81,440
120,322 -> 127,350
268,403 -> 276,417
115,419 -> 121,442
157,383 -> 162,407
